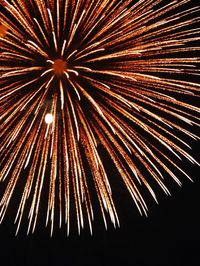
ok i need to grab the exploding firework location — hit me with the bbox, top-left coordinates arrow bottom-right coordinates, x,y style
0,0 -> 200,235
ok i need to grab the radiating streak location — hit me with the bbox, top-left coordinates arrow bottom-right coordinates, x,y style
1,67 -> 42,78
67,0 -> 81,41
74,81 -> 116,134
76,48 -> 105,60
67,92 -> 80,141
47,8 -> 58,52
33,17 -> 49,46
4,2 -> 42,46
52,31 -> 58,52
0,52 -> 33,61
74,66 -> 92,72
56,0 -> 60,39
67,69 -> 79,76
74,42 -> 101,58
45,75 -> 55,88
46,60 -> 54,64
80,15 -> 106,44
66,50 -> 78,60
59,80 -> 64,110
61,40 -> 67,57
41,69 -> 53,77
26,40 -> 48,57
0,78 -> 38,100
64,71 -> 70,79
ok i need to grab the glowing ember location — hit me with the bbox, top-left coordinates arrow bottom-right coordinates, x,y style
45,113 -> 53,124
52,59 -> 67,75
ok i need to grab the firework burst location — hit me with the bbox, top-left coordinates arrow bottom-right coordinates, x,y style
0,0 -> 200,235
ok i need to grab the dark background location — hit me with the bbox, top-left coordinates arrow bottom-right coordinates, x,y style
0,140 -> 199,266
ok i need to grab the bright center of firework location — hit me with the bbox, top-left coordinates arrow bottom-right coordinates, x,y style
52,59 -> 67,75
45,113 -> 53,124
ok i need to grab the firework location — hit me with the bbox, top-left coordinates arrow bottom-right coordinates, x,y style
0,0 -> 200,235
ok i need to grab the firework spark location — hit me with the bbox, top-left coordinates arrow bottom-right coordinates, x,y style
0,0 -> 200,235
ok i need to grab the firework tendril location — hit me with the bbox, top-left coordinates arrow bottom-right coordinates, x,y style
0,0 -> 200,235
